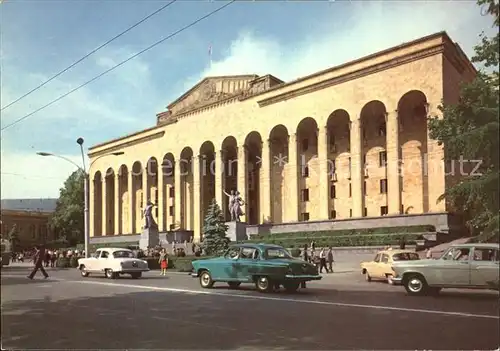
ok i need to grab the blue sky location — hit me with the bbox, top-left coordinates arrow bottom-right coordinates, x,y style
0,0 -> 495,199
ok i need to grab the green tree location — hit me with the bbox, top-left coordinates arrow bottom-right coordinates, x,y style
8,225 -> 20,252
428,0 -> 499,242
201,199 -> 230,256
49,170 -> 85,246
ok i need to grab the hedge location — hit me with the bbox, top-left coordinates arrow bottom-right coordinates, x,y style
246,225 -> 434,242
243,233 -> 424,248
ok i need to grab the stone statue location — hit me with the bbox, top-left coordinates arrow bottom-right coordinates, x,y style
223,190 -> 237,221
143,200 -> 157,229
233,190 -> 245,222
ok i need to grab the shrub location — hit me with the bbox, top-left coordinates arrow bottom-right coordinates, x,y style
290,248 -> 301,257
56,257 -> 70,268
69,256 -> 79,268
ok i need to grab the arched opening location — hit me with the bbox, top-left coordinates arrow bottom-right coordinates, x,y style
146,157 -> 158,225
296,117 -> 318,222
180,147 -> 194,230
162,153 -> 176,231
221,136 -> 238,221
104,168 -> 115,235
93,171 -> 103,236
199,141 -> 216,226
118,165 -> 128,235
360,100 -> 388,217
245,131 -> 262,225
269,124 -> 289,223
327,109 -> 351,219
131,161 -> 143,234
398,90 -> 429,214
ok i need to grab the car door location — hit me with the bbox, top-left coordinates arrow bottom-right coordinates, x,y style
376,253 -> 391,278
96,250 -> 110,272
432,247 -> 471,286
469,247 -> 500,287
216,246 -> 240,281
87,250 -> 101,271
234,247 -> 259,282
365,253 -> 381,277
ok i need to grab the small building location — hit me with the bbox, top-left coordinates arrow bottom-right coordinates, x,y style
87,32 -> 475,244
0,198 -> 58,248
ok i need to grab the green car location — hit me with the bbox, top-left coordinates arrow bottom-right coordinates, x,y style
191,243 -> 321,293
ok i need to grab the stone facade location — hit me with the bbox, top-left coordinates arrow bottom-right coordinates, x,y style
0,209 -> 56,248
87,32 -> 476,243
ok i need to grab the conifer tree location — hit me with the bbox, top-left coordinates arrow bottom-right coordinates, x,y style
201,199 -> 230,256
428,0 -> 499,241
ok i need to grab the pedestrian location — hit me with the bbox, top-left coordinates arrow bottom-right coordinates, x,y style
158,249 -> 168,276
301,244 -> 309,263
399,236 -> 406,250
327,247 -> 334,273
27,245 -> 49,280
319,248 -> 328,273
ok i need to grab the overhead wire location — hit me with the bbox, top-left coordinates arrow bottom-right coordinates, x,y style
0,0 -> 236,132
0,0 -> 177,112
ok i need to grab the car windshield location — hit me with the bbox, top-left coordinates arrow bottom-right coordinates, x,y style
392,252 -> 420,261
113,250 -> 134,258
265,248 -> 292,259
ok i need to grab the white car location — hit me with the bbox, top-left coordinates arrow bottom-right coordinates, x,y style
77,248 -> 149,279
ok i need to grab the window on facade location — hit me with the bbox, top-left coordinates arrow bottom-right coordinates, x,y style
169,206 -> 174,216
301,212 -> 310,221
169,187 -> 175,198
155,190 -> 158,204
330,210 -> 337,219
349,183 -> 352,197
363,154 -> 367,166
330,185 -> 336,199
301,189 -> 310,202
364,207 -> 368,217
302,139 -> 309,152
349,209 -> 352,217
379,151 -> 387,167
380,179 -> 388,194
155,208 -> 159,217
380,206 -> 388,216
303,165 -> 309,178
363,181 -> 367,195
348,157 -> 351,169
401,204 -> 404,213
331,159 -> 336,173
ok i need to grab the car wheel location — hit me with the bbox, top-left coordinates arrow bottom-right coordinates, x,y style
255,276 -> 273,293
130,272 -> 142,279
227,282 -> 241,289
80,265 -> 90,277
199,271 -> 214,288
404,274 -> 428,296
365,272 -> 372,282
284,282 -> 300,293
105,269 -> 117,279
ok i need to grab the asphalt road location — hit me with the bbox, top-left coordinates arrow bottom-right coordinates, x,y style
2,266 -> 499,350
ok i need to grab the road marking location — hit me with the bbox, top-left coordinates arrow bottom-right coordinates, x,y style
72,279 -> 500,320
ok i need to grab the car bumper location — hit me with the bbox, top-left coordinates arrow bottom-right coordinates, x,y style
118,268 -> 150,273
191,272 -> 198,278
390,276 -> 403,284
285,274 -> 322,281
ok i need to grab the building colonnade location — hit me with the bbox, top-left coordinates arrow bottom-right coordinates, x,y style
90,90 -> 441,241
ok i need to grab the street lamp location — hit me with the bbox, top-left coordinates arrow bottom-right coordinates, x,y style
37,138 -> 124,258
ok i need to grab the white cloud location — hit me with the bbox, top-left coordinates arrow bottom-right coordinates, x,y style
0,151 -> 82,199
182,1 -> 493,90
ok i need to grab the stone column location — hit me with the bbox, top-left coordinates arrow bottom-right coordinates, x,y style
215,150 -> 224,209
89,176 -> 95,237
142,167 -> 149,206
287,133 -> 299,222
101,179 -> 107,235
114,174 -> 120,235
237,145 -> 248,223
259,139 -> 271,223
174,159 -> 182,229
350,118 -> 364,217
426,102 -> 445,212
157,164 -> 164,231
317,126 -> 330,220
386,110 -> 402,214
127,170 -> 134,234
192,156 -> 201,241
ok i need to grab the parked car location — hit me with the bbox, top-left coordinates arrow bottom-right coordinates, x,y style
191,243 -> 321,293
361,249 -> 420,284
77,248 -> 149,279
391,243 -> 499,296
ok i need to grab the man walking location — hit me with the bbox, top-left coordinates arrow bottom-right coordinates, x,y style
327,247 -> 334,273
27,245 -> 49,280
318,248 -> 328,273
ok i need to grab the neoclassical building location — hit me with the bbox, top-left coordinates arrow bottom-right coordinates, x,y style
88,31 -> 475,243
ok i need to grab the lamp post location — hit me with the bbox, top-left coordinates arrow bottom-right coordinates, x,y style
37,139 -> 123,258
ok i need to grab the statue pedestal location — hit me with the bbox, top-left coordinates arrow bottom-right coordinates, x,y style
226,222 -> 248,242
139,226 -> 159,250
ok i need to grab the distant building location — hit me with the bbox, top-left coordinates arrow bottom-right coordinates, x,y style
0,198 -> 58,248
